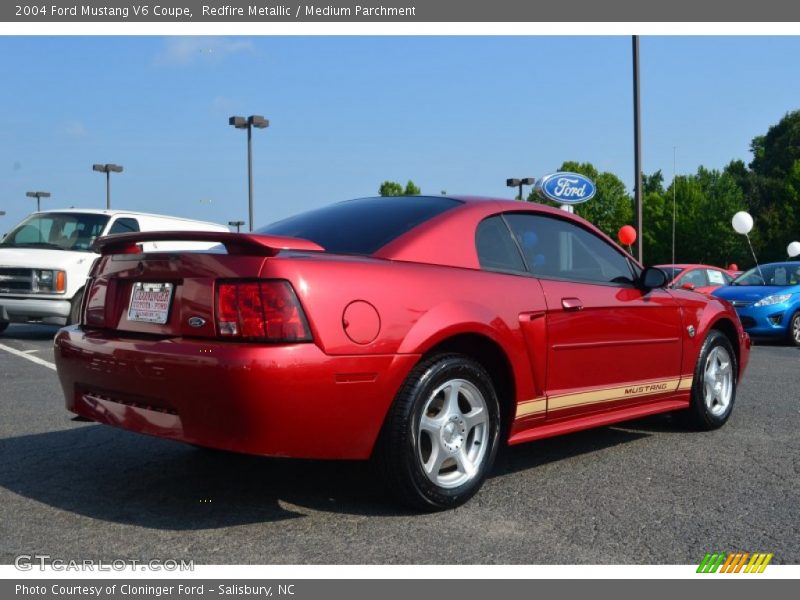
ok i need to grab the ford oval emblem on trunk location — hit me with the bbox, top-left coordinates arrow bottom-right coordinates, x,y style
535,172 -> 596,205
188,317 -> 206,328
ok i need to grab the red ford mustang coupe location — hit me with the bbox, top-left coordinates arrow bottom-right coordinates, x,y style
54,196 -> 750,510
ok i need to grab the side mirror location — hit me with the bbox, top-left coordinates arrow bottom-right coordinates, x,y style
640,266 -> 669,290
681,282 -> 696,291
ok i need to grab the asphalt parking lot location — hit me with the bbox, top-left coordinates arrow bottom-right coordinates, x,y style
0,324 -> 798,565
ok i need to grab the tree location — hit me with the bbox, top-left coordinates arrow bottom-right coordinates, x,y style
648,167 -> 750,267
403,180 -> 421,195
643,169 -> 664,195
749,110 -> 800,181
744,111 -> 800,261
641,176 -> 670,264
379,181 -> 404,196
379,180 -> 421,196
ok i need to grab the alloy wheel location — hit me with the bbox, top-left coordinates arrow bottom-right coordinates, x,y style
417,378 -> 489,489
703,345 -> 733,417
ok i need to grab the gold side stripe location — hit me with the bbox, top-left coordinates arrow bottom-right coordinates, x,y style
515,398 -> 546,418
548,378 -> 682,411
515,375 -> 693,420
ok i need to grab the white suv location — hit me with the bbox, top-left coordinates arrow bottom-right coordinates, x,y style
0,209 -> 229,333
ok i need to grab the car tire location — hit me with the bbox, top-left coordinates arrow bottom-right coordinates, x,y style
788,311 -> 800,347
682,330 -> 738,430
67,289 -> 84,326
375,353 -> 500,511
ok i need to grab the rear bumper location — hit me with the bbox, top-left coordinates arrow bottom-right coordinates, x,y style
54,326 -> 419,459
0,296 -> 71,325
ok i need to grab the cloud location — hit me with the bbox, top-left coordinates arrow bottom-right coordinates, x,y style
154,37 -> 255,66
62,121 -> 87,138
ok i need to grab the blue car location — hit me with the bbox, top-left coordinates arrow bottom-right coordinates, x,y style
713,261 -> 800,346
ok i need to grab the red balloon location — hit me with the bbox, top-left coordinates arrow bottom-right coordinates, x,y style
728,263 -> 738,271
618,225 -> 637,246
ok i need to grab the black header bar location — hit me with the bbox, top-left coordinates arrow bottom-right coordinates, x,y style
4,0 -> 800,22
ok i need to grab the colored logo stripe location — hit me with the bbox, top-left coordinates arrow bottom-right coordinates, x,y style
698,552 -> 773,573
697,553 -> 726,573
745,553 -> 773,573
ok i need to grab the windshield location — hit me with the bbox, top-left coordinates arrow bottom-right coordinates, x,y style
657,266 -> 684,280
259,196 -> 462,255
732,263 -> 800,286
0,213 -> 110,252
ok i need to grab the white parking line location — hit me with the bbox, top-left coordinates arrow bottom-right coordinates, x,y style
0,343 -> 56,371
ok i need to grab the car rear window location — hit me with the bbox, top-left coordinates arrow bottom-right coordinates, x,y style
259,196 -> 463,255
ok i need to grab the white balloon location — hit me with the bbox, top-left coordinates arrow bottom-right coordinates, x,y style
788,241 -> 800,258
732,211 -> 754,235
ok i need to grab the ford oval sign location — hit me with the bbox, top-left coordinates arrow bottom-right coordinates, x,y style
535,172 -> 596,205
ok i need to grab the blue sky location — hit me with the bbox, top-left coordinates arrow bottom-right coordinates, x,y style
1,35 -> 799,233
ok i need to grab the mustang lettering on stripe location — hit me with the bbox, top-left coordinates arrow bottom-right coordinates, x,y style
624,382 -> 668,395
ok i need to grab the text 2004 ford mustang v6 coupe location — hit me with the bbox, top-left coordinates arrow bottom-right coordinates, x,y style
54,196 -> 750,510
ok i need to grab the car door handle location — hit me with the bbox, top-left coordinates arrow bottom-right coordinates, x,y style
561,297 -> 584,311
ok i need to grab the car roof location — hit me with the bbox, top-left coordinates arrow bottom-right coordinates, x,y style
31,208 -> 223,228
655,263 -> 725,270
747,261 -> 800,268
373,195 -> 639,269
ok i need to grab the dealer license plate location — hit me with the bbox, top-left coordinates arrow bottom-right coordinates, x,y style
127,282 -> 174,324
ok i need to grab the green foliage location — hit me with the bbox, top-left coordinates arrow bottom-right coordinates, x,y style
379,181 -> 405,196
643,170 -> 664,195
642,168 -> 749,266
379,180 -> 421,196
404,180 -> 421,195
723,110 -> 800,262
749,110 -> 800,180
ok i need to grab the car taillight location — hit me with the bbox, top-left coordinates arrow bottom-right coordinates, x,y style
83,278 -> 107,328
215,280 -> 312,342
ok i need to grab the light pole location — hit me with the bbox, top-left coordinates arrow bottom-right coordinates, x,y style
506,178 -> 535,201
26,191 -> 51,212
228,220 -> 245,233
92,164 -> 123,209
229,115 -> 269,232
632,35 -> 643,262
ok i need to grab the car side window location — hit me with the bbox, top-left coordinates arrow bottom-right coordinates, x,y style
678,269 -> 708,288
475,216 -> 526,274
107,218 -> 140,234
706,269 -> 728,286
504,213 -> 635,285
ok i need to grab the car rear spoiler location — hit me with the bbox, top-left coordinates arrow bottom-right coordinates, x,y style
92,231 -> 325,256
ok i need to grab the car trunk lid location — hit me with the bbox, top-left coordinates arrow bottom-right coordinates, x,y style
84,232 -> 323,338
